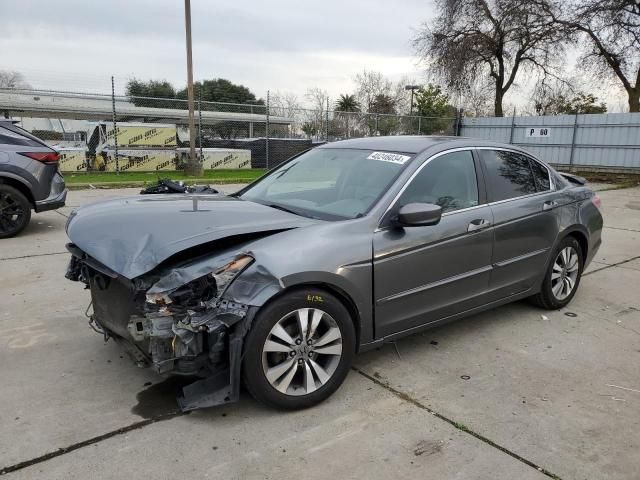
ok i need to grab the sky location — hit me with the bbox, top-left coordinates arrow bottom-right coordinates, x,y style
0,0 -> 626,111
0,0 -> 429,104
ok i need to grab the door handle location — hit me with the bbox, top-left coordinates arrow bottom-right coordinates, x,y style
467,219 -> 491,232
543,200 -> 558,211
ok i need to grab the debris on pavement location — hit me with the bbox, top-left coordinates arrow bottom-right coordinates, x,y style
607,384 -> 640,394
413,440 -> 444,457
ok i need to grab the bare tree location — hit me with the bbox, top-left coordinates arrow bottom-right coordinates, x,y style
304,87 -> 329,140
413,0 -> 566,116
0,70 -> 30,89
391,75 -> 418,115
551,1 -> 639,112
353,70 -> 393,112
270,91 -> 301,119
531,77 -> 574,115
458,79 -> 494,117
304,87 -> 328,112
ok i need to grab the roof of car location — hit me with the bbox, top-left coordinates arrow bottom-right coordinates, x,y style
319,135 -> 528,155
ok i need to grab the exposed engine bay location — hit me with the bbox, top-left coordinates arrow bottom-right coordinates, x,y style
65,244 -> 273,411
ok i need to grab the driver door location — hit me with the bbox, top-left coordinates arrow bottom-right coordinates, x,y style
373,150 -> 494,338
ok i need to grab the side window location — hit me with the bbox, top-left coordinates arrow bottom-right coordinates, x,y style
398,151 -> 479,213
480,150 -> 536,202
529,159 -> 551,191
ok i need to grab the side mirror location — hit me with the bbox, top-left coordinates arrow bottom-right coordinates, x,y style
396,203 -> 442,227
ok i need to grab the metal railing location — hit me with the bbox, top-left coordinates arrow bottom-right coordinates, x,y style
0,87 -> 459,173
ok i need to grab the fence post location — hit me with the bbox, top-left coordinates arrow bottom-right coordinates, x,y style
508,107 -> 516,144
197,89 -> 203,163
265,90 -> 270,169
326,96 -> 329,142
418,116 -> 422,135
111,76 -> 119,174
375,114 -> 379,136
568,112 -> 579,170
456,109 -> 463,136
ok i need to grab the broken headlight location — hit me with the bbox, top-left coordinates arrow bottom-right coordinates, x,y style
146,255 -> 254,308
209,255 -> 254,297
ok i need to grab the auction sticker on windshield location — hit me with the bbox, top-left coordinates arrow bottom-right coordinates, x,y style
367,151 -> 411,165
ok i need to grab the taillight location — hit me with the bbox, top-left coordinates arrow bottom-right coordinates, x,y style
19,152 -> 60,164
592,194 -> 602,209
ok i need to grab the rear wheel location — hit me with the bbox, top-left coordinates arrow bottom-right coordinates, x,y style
0,184 -> 31,239
531,236 -> 583,310
242,289 -> 356,409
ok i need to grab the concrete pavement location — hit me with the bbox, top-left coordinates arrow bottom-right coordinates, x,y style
0,183 -> 638,479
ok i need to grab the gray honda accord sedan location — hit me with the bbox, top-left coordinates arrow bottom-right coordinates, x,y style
65,136 -> 603,410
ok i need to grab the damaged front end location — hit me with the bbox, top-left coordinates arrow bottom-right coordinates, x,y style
65,245 -> 270,411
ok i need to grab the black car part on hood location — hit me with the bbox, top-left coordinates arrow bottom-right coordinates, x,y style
140,178 -> 219,195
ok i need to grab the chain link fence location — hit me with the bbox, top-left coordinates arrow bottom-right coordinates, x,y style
0,87 -> 460,174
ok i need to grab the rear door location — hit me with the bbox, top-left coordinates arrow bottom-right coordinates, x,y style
373,149 -> 494,338
478,149 -> 558,300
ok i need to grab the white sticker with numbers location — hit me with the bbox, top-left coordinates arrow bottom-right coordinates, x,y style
367,151 -> 411,164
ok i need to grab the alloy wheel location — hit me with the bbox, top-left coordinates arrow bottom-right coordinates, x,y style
262,308 -> 343,396
0,191 -> 26,236
551,246 -> 579,301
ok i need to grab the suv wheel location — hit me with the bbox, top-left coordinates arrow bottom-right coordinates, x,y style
0,184 -> 31,238
242,289 -> 356,409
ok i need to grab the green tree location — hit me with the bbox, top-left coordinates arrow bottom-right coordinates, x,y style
369,94 -> 398,135
301,122 -> 318,139
554,93 -> 607,114
126,79 -> 176,106
178,79 -> 263,107
126,78 -> 263,113
414,84 -> 451,117
414,84 -> 457,134
335,94 -> 360,112
335,94 -> 360,138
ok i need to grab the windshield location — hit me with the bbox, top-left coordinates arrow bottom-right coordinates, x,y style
239,148 -> 411,220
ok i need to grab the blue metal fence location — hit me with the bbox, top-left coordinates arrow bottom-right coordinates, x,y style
460,113 -> 640,172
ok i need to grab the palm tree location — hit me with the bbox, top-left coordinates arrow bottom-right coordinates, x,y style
335,94 -> 360,138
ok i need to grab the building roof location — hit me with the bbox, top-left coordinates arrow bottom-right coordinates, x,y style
0,89 -> 292,125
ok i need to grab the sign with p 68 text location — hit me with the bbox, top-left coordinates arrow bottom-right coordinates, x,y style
526,128 -> 551,138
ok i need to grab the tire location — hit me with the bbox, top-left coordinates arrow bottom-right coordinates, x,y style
531,236 -> 584,310
0,184 -> 31,239
242,288 -> 356,410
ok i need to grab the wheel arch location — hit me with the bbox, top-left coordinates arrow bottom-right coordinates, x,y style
0,173 -> 35,208
255,282 -> 363,352
558,225 -> 589,261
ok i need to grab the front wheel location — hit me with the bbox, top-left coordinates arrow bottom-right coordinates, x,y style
242,289 -> 356,409
531,236 -> 583,310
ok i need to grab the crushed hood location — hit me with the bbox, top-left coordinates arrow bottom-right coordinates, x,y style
66,194 -> 318,279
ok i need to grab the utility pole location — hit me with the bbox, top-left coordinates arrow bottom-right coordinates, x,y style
111,76 -> 119,174
184,0 -> 201,176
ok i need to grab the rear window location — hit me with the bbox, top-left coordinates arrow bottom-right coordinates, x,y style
530,159 -> 551,191
0,125 -> 43,147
